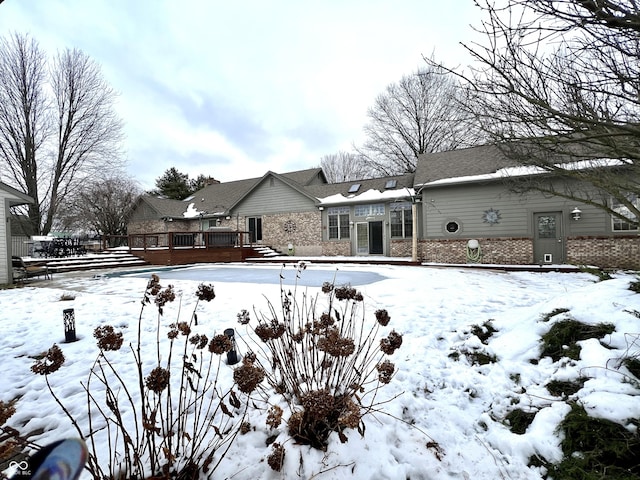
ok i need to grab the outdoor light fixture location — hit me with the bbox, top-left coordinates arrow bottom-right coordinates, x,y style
571,207 -> 582,221
63,308 -> 77,343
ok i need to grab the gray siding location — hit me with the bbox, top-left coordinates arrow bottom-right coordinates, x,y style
130,202 -> 160,222
422,180 -> 617,239
234,177 -> 317,215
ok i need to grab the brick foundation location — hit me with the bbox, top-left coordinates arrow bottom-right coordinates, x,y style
422,237 -> 533,264
567,236 -> 640,269
390,239 -> 413,257
321,241 -> 352,256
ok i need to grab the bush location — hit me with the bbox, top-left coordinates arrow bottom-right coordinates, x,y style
31,275 -> 250,479
545,378 -> 587,398
238,264 -> 402,457
540,320 -> 615,362
546,403 -> 640,479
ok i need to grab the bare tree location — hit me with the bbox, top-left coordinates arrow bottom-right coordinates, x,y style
56,174 -> 141,237
0,33 -> 49,232
0,33 -> 124,235
356,64 -> 480,176
432,0 -> 640,226
320,151 -> 373,183
44,47 -> 124,234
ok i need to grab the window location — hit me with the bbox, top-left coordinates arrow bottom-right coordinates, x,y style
354,204 -> 385,217
385,179 -> 397,189
390,202 -> 412,238
348,184 -> 361,193
612,194 -> 639,231
445,220 -> 460,234
328,207 -> 350,239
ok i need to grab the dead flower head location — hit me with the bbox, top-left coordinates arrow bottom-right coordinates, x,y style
317,328 -> 355,357
208,334 -> 233,355
334,285 -> 359,301
94,325 -> 124,351
321,282 -> 334,294
176,322 -> 191,336
147,274 -> 161,296
267,442 -> 285,472
375,309 -> 391,327
195,283 -> 216,302
266,404 -> 283,429
301,389 -> 335,421
233,360 -> 265,394
154,285 -> 176,312
31,344 -> 65,375
189,333 -> 209,349
319,313 -> 335,328
380,330 -> 403,355
0,400 -> 16,426
145,366 -> 170,393
237,309 -> 251,325
254,321 -> 285,342
376,360 -> 396,384
338,397 -> 362,429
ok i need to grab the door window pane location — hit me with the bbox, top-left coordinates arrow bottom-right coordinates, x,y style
537,216 -> 556,239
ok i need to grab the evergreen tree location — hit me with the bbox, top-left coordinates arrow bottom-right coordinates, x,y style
154,167 -> 192,200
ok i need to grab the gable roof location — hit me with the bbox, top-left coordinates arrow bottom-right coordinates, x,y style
226,170 -> 322,211
139,168 -> 329,219
0,181 -> 34,206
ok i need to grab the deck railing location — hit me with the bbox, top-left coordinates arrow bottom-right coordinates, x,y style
127,231 -> 251,251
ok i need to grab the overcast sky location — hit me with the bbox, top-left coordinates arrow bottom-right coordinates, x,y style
0,1 -> 479,190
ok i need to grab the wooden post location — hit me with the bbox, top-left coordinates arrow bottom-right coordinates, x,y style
411,202 -> 418,262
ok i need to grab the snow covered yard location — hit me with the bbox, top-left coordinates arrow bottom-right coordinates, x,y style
1,263 -> 639,479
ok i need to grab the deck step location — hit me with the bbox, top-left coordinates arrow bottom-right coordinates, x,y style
26,250 -> 148,274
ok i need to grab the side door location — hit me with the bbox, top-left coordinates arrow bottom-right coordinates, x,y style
533,212 -> 564,264
248,217 -> 262,243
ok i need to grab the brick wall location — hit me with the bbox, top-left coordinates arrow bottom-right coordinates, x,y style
567,236 -> 640,269
390,239 -> 413,257
422,237 -> 533,264
262,211 -> 322,255
321,240 -> 352,256
127,220 -> 168,234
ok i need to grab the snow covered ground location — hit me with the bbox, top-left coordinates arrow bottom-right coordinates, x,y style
1,262 -> 639,479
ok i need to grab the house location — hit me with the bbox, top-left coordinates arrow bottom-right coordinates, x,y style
415,144 -> 640,269
0,182 -> 34,284
127,145 -> 639,269
127,168 -> 418,258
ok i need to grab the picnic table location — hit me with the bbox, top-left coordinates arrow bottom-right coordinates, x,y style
34,238 -> 87,258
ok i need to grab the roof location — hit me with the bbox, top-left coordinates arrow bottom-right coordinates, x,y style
0,181 -> 34,206
307,173 -> 416,205
140,168 -> 329,219
414,144 -> 517,187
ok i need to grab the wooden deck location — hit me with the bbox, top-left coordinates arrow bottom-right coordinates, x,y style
127,231 -> 256,266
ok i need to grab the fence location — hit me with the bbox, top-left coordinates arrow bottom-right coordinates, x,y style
11,235 -> 31,257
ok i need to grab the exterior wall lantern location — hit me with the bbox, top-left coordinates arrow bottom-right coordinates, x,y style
571,207 -> 582,221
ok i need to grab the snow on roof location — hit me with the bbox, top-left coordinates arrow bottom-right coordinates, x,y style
182,202 -> 205,218
420,158 -> 629,187
318,187 -> 415,205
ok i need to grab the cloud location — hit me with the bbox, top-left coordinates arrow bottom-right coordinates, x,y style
0,0 -> 479,189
